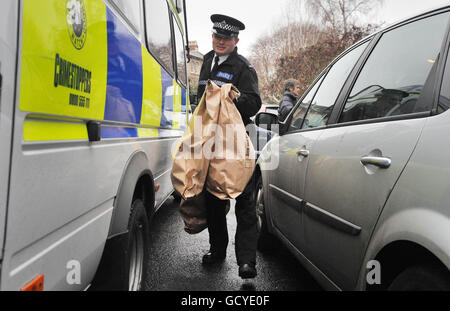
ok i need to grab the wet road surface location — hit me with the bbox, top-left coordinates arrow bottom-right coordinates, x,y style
145,196 -> 322,291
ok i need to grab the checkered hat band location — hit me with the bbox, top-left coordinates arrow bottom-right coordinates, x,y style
214,21 -> 240,33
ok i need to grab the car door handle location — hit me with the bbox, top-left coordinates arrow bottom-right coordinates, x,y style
297,149 -> 310,157
360,156 -> 391,169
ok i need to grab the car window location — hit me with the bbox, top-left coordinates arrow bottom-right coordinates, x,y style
302,42 -> 368,129
438,46 -> 450,114
288,74 -> 325,132
339,12 -> 450,123
145,0 -> 174,76
173,15 -> 187,86
110,0 -> 141,33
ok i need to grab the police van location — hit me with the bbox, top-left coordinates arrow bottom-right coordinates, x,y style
0,0 -> 190,290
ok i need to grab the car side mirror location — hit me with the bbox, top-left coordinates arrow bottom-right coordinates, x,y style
255,112 -> 278,132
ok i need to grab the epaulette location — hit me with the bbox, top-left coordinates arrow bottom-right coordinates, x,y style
237,54 -> 254,69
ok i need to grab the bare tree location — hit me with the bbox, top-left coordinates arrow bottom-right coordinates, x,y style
305,0 -> 383,36
249,2 -> 322,104
249,0 -> 383,104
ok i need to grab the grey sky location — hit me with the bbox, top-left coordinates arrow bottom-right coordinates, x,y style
186,0 -> 450,58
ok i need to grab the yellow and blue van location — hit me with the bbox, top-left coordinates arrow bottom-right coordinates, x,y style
0,0 -> 189,290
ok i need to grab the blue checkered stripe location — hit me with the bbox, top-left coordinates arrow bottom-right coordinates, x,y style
199,80 -> 226,87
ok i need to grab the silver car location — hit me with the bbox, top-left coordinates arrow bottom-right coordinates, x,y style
255,5 -> 450,290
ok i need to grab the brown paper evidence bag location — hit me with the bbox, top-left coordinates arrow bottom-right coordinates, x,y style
171,81 -> 256,234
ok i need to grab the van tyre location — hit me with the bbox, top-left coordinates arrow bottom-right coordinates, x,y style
90,199 -> 150,291
388,264 -> 450,291
126,199 -> 150,291
256,174 -> 278,253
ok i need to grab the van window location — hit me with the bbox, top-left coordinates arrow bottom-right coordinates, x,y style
173,16 -> 187,86
339,12 -> 450,123
110,0 -> 141,33
145,0 -> 174,76
302,42 -> 368,129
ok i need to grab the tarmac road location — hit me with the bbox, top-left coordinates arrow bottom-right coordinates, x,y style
145,196 -> 322,291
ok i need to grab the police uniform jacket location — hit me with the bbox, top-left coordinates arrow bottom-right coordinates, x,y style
197,48 -> 262,126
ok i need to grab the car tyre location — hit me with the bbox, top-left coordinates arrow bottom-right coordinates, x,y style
256,174 -> 278,253
388,264 -> 450,291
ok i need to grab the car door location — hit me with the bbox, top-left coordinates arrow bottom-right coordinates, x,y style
267,40 -> 369,250
265,75 -> 324,248
302,11 -> 450,290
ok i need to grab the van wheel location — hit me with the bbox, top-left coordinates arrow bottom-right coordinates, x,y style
388,264 -> 450,291
90,199 -> 150,291
126,199 -> 150,291
256,174 -> 278,253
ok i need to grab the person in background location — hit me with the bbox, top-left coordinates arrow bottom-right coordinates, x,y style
278,79 -> 301,122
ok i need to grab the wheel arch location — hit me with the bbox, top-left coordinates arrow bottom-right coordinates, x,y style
108,150 -> 155,237
359,208 -> 450,290
91,150 -> 155,290
367,240 -> 448,290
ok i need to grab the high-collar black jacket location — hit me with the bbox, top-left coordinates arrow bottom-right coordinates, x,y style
278,91 -> 298,122
197,48 -> 262,126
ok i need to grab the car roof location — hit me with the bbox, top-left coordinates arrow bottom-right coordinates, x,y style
355,4 -> 450,46
318,4 -> 450,81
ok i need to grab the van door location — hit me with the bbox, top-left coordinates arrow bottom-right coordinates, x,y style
0,0 -> 18,265
302,11 -> 450,289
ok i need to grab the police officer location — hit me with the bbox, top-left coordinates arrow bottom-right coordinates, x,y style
197,14 -> 262,279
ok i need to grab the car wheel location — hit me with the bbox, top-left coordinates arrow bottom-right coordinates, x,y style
388,264 -> 450,291
256,174 -> 278,253
126,199 -> 150,291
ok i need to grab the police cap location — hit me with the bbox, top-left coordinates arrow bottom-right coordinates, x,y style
211,14 -> 245,38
